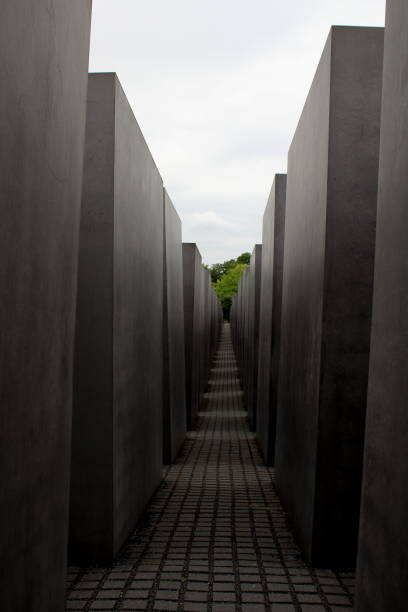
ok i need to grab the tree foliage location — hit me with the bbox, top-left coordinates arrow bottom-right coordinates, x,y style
236,252 -> 251,265
206,252 -> 251,284
203,251 -> 251,318
208,259 -> 236,284
213,263 -> 248,319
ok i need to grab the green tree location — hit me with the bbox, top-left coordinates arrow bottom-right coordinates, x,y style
236,252 -> 251,265
206,252 -> 251,284
209,259 -> 236,284
214,263 -> 248,319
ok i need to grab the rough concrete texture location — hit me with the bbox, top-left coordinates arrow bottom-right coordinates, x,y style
198,269 -> 209,400
70,74 -> 163,564
203,270 -> 212,390
246,245 -> 262,431
256,175 -> 287,465
275,27 -> 384,569
0,3 -> 92,610
183,243 -> 203,429
231,248 -> 262,432
242,266 -> 251,405
231,266 -> 248,387
163,189 -> 187,464
355,3 -> 408,609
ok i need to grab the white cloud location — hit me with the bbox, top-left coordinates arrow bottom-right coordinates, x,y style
89,0 -> 386,263
189,211 -> 238,231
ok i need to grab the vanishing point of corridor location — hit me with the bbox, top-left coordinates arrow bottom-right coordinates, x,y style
66,324 -> 355,612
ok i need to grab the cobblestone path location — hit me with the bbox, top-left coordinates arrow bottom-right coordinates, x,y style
67,323 -> 355,611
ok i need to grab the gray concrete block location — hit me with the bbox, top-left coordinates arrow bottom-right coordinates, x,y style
355,3 -> 408,609
198,269 -> 208,399
246,245 -> 262,431
70,73 -> 163,563
183,243 -> 203,428
163,189 -> 187,464
242,266 -> 250,401
0,3 -> 92,610
203,270 -> 213,392
275,26 -> 383,569
256,175 -> 287,464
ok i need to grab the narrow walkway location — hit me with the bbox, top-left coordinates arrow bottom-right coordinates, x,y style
67,324 -> 354,611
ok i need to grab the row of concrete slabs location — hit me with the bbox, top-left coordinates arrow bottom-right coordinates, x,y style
0,6 -> 222,610
232,9 -> 408,611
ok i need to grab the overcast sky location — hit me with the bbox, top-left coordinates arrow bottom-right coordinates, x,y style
89,0 -> 386,265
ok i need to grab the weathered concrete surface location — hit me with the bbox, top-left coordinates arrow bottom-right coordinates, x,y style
246,245 -> 262,431
203,270 -> 212,391
199,269 -> 209,400
355,3 -> 408,609
242,266 -> 250,408
183,243 -> 203,429
0,3 -> 92,610
275,27 -> 383,569
163,190 -> 187,464
209,286 -> 220,361
70,74 -> 163,564
256,175 -> 287,464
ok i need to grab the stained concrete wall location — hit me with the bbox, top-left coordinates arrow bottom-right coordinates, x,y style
355,2 -> 408,609
183,243 -> 203,429
183,244 -> 222,426
199,270 -> 210,400
70,73 -> 163,564
204,271 -> 213,386
256,175 -> 287,465
232,269 -> 244,384
242,266 -> 250,408
163,190 -> 187,464
230,247 -> 262,430
246,245 -> 262,431
209,288 -> 220,361
275,26 -> 383,569
0,3 -> 92,610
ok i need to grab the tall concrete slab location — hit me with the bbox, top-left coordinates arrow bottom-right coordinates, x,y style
256,175 -> 287,464
0,3 -> 92,610
244,259 -> 253,415
242,266 -> 250,406
183,243 -> 203,428
205,271 -> 214,387
70,73 -> 163,563
355,3 -> 408,609
199,269 -> 210,400
275,27 -> 383,569
163,190 -> 187,464
246,245 -> 262,431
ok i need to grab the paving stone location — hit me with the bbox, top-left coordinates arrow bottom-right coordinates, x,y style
95,590 -> 123,599
269,593 -> 294,603
90,602 -> 117,610
213,591 -> 236,602
68,590 -> 94,599
121,601 -> 148,610
183,603 -> 207,612
125,590 -> 149,598
184,591 -> 207,602
152,602 -> 178,611
212,604 -> 237,612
